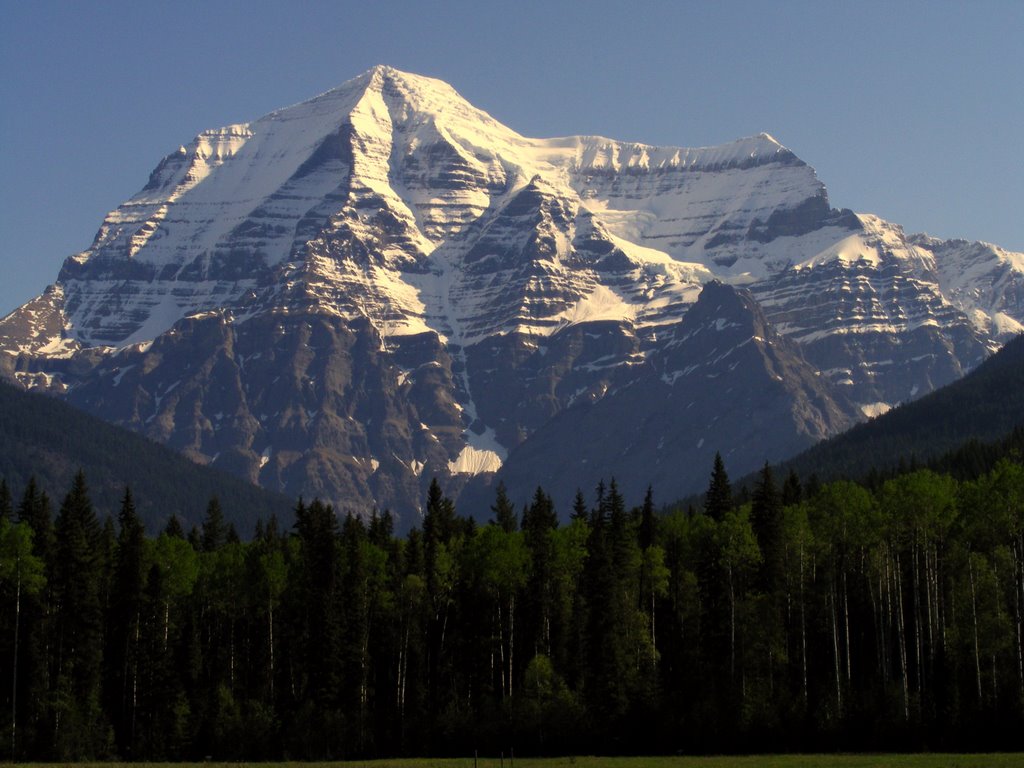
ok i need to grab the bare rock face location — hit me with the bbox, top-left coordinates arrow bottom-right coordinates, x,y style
2,67 -> 1021,526
479,281 -> 856,511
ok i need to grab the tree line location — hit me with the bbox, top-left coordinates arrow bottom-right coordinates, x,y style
0,452 -> 1023,760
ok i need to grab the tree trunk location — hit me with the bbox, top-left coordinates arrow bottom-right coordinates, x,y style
969,553 -> 982,705
509,592 -> 515,699
729,564 -> 736,685
1014,540 -> 1024,707
842,568 -> 851,683
498,600 -> 506,699
831,587 -> 842,715
800,540 -> 807,706
268,599 -> 275,702
10,569 -> 20,759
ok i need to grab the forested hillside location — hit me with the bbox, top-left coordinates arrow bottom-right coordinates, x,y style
778,333 -> 1024,483
1,451 -> 1022,760
0,380 -> 291,533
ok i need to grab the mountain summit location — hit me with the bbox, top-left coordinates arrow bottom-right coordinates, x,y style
3,67 -> 1022,522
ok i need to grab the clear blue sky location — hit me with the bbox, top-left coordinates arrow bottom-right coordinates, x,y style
2,0 -> 1022,316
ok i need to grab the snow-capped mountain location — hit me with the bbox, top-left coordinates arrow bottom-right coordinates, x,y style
2,66 -> 1021,521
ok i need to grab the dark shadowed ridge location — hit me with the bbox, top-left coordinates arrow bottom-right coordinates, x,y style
772,333 -> 1024,486
0,379 -> 293,535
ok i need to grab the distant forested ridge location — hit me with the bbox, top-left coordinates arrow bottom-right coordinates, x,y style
1,444 -> 1023,760
777,333 -> 1024,484
0,379 -> 291,533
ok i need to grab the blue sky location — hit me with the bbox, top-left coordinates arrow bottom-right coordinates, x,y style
1,0 -> 1022,316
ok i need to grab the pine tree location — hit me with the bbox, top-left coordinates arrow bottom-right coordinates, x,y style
0,515 -> 46,759
491,482 -> 518,532
581,479 -> 629,729
522,487 -> 558,659
781,468 -> 802,507
104,487 -> 146,756
750,463 -> 784,593
368,509 -> 394,547
639,486 -> 656,552
422,478 -> 459,720
17,479 -> 53,563
52,471 -> 105,758
163,515 -> 184,539
571,489 -> 589,522
13,479 -> 53,757
201,497 -> 226,552
749,463 -> 785,707
293,498 -> 341,717
0,478 -> 12,521
705,452 -> 733,522
340,513 -> 371,749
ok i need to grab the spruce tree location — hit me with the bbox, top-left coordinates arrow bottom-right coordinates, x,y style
750,463 -> 784,593
340,513 -> 370,748
781,468 -> 802,507
17,479 -> 53,563
0,514 -> 46,760
368,509 -> 394,547
639,486 -> 656,552
422,478 -> 458,719
0,478 -> 12,521
13,479 -> 53,757
294,498 -> 341,713
52,471 -> 105,758
163,515 -> 184,539
581,479 -> 629,728
201,497 -> 226,552
704,452 -> 733,522
571,489 -> 589,522
491,482 -> 518,532
104,487 -> 146,755
522,486 -> 558,658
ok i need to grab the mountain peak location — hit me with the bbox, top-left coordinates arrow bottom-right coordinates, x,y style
5,66 -> 1020,521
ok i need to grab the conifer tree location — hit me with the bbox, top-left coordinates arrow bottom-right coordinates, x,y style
164,515 -> 184,539
581,479 -> 629,728
749,464 -> 785,703
522,486 -> 558,658
13,479 -> 53,756
368,509 -> 394,547
422,479 -> 459,719
104,488 -> 146,755
52,471 -> 105,757
0,515 -> 46,759
571,489 -> 589,522
340,513 -> 371,748
491,481 -> 518,532
17,479 -> 53,564
750,463 -> 784,593
201,497 -> 226,552
781,468 -> 802,507
294,498 -> 341,714
705,452 -> 733,522
0,478 -> 12,521
639,486 -> 656,552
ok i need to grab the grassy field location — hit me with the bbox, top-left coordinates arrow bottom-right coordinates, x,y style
20,757 -> 1022,768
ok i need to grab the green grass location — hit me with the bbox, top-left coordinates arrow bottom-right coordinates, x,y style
19,757 -> 1023,768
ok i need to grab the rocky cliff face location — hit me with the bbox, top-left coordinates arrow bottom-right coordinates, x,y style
475,281 -> 855,511
2,66 -> 1021,524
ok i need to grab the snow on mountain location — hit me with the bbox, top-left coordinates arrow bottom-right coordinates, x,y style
2,65 -> 1021,524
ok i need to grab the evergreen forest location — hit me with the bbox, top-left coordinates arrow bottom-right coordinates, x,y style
1,448 -> 1023,761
